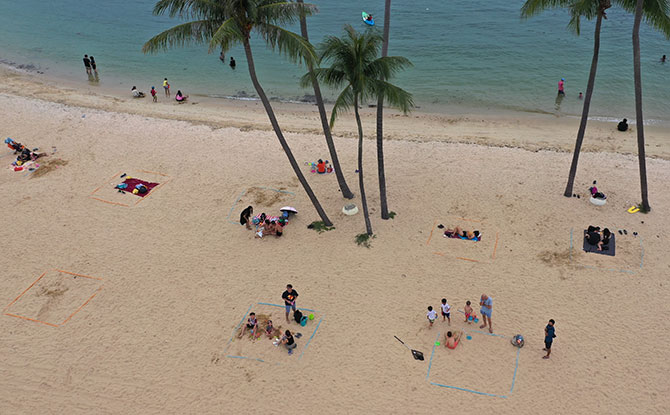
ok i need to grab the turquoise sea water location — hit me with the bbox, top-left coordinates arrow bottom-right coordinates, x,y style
0,0 -> 668,121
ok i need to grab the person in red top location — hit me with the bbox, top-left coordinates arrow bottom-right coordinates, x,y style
316,159 -> 326,174
150,86 -> 157,102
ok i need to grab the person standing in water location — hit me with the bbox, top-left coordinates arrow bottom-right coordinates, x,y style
163,78 -> 170,97
83,55 -> 91,74
219,50 -> 225,62
229,57 -> 236,69
578,92 -> 583,100
89,56 -> 98,74
662,55 -> 667,63
558,78 -> 565,95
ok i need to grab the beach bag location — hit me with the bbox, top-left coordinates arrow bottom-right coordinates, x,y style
294,310 -> 303,324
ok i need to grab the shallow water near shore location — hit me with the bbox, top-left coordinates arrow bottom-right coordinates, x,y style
0,0 -> 668,121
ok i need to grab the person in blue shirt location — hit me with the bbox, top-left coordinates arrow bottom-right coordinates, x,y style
479,294 -> 493,333
544,319 -> 556,359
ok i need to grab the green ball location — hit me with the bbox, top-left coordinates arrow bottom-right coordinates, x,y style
435,341 -> 440,346
308,314 -> 315,320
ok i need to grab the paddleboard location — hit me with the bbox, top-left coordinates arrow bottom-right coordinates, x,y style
362,12 -> 374,26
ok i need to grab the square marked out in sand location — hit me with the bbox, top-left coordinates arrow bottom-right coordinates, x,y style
426,218 -> 500,263
569,228 -> 644,274
3,269 -> 103,327
90,170 -> 171,207
426,330 -> 520,398
223,302 -> 323,364
226,186 -> 296,225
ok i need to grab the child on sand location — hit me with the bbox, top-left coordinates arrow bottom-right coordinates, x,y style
444,330 -> 464,350
239,312 -> 258,338
464,300 -> 474,323
427,306 -> 437,328
151,86 -> 157,102
265,320 -> 275,338
441,298 -> 451,325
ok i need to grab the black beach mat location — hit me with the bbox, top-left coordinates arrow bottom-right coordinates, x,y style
583,230 -> 616,256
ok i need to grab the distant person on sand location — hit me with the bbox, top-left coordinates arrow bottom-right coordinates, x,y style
229,57 -> 236,69
131,86 -> 145,98
89,56 -> 98,73
464,300 -> 474,323
163,78 -> 170,97
265,320 -> 275,338
618,118 -> 628,131
444,330 -> 463,349
543,319 -> 556,359
240,205 -> 253,229
151,86 -> 157,102
479,294 -> 493,333
239,312 -> 258,338
427,306 -> 437,328
281,330 -> 297,354
441,298 -> 451,325
282,284 -> 298,323
578,92 -> 583,100
558,78 -> 565,95
83,54 -> 91,74
175,90 -> 189,103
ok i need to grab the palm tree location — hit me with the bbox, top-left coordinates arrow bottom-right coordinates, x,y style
522,0 -> 611,198
304,25 -> 413,235
296,0 -> 354,200
376,0 -> 392,219
143,0 -> 334,226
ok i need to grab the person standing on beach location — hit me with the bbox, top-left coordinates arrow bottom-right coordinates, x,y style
89,56 -> 98,74
151,86 -> 157,102
440,298 -> 451,325
543,319 -> 556,359
83,55 -> 91,74
479,294 -> 493,333
558,78 -> 565,95
163,78 -> 170,97
282,284 -> 298,323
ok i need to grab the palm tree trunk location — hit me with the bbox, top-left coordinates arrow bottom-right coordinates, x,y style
563,11 -> 604,197
376,0 -> 392,219
354,95 -> 373,235
632,0 -> 651,211
242,38 -> 334,226
297,0 -> 354,199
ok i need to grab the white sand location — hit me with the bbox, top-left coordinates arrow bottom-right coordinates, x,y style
1,69 -> 669,414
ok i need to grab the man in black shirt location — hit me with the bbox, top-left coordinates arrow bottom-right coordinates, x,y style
282,284 -> 298,323
617,118 -> 628,132
83,55 -> 91,74
543,319 -> 556,359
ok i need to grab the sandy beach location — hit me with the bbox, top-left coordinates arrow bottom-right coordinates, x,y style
1,66 -> 669,414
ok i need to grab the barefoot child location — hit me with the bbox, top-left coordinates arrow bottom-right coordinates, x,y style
441,298 -> 451,325
265,319 -> 275,338
427,306 -> 437,328
464,300 -> 474,323
239,312 -> 258,338
444,330 -> 464,350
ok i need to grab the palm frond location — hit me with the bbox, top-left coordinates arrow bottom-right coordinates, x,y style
307,67 -> 347,89
329,85 -> 354,128
153,0 -> 225,19
208,17 -> 245,53
142,20 -> 216,53
366,80 -> 414,114
258,1 -> 317,25
256,23 -> 316,65
364,56 -> 413,81
521,0 -> 574,18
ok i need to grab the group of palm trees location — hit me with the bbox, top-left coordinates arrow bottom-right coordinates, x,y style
143,0 -> 407,238
142,0 -> 669,239
523,0 -> 670,212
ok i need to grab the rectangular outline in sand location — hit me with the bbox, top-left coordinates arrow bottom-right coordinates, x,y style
3,269 -> 104,327
226,187 -> 296,225
222,302 -> 323,364
569,228 -> 643,274
89,170 -> 171,207
426,330 -> 520,398
426,218 -> 499,263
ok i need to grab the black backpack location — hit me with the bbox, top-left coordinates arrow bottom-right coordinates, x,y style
294,310 -> 303,324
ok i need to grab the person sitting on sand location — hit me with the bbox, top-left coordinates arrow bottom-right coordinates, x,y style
175,90 -> 189,103
585,225 -> 601,246
444,226 -> 480,240
597,228 -> 612,251
317,159 -> 327,174
5,138 -> 24,153
590,181 -> 606,199
240,205 -> 253,230
265,320 -> 275,338
281,329 -> 297,354
16,148 -> 47,162
131,86 -> 145,98
239,312 -> 258,338
617,118 -> 628,132
444,330 -> 464,349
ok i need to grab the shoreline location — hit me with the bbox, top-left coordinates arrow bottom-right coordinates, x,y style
2,63 -> 670,160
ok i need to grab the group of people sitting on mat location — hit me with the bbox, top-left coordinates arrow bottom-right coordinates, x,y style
5,138 -> 47,165
442,225 -> 481,241
238,312 -> 299,354
585,225 -> 612,251
239,205 -> 291,238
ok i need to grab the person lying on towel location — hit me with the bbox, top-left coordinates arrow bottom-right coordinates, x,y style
444,226 -> 480,241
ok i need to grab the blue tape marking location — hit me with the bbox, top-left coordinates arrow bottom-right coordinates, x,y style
226,189 -> 248,225
430,382 -> 507,398
256,302 -> 317,313
226,355 -> 266,363
639,236 -> 644,268
468,329 -> 506,339
299,316 -> 324,360
426,332 -> 440,380
223,304 -> 253,354
259,186 -> 295,195
509,347 -> 520,394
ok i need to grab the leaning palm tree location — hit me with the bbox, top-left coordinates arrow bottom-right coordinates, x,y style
522,0 -> 611,198
630,0 -> 670,211
376,0 -> 392,219
296,0 -> 354,199
304,25 -> 413,236
143,0 -> 334,226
